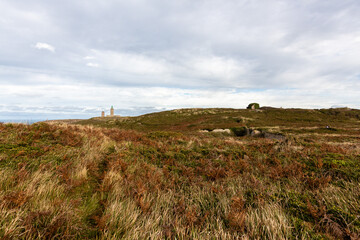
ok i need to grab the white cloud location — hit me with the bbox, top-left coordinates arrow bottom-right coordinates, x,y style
87,62 -> 99,68
35,42 -> 55,52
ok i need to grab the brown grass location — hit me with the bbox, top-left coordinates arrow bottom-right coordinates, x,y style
0,120 -> 359,239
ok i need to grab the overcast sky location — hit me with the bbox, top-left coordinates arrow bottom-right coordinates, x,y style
1,0 -> 360,120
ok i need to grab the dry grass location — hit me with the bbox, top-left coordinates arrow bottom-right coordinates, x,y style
0,119 -> 359,239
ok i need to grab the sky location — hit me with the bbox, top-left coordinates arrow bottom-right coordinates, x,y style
1,0 -> 360,120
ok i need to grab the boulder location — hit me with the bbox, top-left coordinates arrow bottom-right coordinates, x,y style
199,129 -> 209,133
250,129 -> 262,137
212,129 -> 231,133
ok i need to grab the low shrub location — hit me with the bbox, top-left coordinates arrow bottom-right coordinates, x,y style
230,127 -> 249,136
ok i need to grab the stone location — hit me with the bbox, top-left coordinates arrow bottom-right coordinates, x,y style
199,130 -> 209,133
212,129 -> 231,133
251,129 -> 262,137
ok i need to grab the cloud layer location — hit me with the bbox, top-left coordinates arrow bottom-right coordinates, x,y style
0,0 -> 359,119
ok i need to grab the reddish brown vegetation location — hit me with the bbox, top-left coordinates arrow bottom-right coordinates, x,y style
0,121 -> 359,239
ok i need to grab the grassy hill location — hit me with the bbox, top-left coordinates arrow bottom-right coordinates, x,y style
76,107 -> 360,132
1,108 -> 360,239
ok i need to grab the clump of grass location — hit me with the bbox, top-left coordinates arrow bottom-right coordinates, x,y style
245,204 -> 290,239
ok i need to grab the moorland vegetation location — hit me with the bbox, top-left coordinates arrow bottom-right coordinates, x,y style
0,107 -> 360,239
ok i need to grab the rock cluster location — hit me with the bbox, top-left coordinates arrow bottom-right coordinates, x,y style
200,127 -> 286,140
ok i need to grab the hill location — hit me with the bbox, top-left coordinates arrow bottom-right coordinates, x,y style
0,108 -> 360,239
76,107 -> 360,132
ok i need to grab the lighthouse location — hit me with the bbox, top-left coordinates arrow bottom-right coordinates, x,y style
110,106 -> 114,116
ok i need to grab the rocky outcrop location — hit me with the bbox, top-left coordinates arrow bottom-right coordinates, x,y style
226,127 -> 286,140
200,127 -> 286,140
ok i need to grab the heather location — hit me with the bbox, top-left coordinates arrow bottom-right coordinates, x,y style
0,108 -> 360,239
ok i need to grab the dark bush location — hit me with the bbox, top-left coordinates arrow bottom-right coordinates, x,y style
230,127 -> 249,136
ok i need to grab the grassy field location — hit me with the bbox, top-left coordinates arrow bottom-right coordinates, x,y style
1,108 -> 360,239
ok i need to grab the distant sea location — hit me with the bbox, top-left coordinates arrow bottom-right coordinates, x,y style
0,119 -> 44,124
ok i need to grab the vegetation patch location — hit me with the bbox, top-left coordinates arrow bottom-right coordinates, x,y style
1,108 -> 360,239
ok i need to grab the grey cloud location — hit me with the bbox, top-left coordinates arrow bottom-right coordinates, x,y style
0,0 -> 359,119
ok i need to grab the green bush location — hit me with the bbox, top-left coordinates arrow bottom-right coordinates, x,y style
247,103 -> 260,109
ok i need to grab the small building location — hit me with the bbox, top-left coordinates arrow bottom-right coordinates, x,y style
101,111 -> 105,117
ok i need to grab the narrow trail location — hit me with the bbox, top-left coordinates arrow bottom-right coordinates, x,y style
87,153 -> 111,236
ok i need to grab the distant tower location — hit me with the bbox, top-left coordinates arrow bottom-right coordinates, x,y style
101,111 -> 105,117
110,106 -> 114,116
